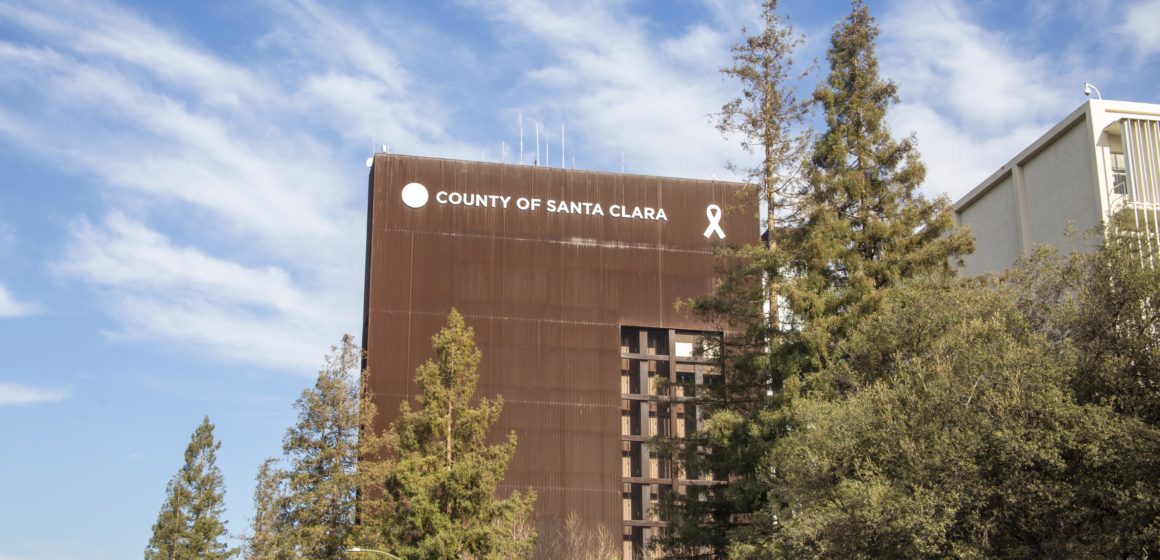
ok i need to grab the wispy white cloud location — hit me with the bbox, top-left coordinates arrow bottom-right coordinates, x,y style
54,212 -> 336,369
877,0 -> 1080,200
0,283 -> 37,318
881,0 -> 1069,132
57,213 -> 309,316
0,0 -> 474,370
0,382 -> 67,406
699,0 -> 761,32
465,0 -> 747,179
1121,0 -> 1160,56
0,0 -> 1151,372
260,0 -> 479,158
1,0 -> 267,104
0,38 -> 354,256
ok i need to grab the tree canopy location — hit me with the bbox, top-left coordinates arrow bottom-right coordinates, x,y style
661,3 -> 972,557
743,244 -> 1160,558
356,309 -> 536,560
242,335 -> 380,560
784,0 -> 972,372
146,416 -> 236,560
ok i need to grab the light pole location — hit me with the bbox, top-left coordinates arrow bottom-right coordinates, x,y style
346,546 -> 402,560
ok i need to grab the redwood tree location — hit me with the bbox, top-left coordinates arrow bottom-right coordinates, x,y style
785,0 -> 973,373
658,1 -> 811,556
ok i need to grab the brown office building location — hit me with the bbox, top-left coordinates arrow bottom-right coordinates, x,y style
361,153 -> 758,558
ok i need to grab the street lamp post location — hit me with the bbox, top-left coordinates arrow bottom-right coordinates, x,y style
346,546 -> 402,560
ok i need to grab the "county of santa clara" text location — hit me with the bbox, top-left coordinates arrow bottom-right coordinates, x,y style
435,191 -> 668,221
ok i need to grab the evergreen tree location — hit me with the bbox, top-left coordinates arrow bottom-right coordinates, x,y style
278,334 -> 366,559
716,0 -> 812,279
785,0 -> 972,372
662,2 -> 973,556
240,335 -> 384,560
146,479 -> 188,560
656,3 -> 809,557
715,2 -> 971,553
242,459 -> 287,560
358,309 -> 536,559
146,417 -> 236,560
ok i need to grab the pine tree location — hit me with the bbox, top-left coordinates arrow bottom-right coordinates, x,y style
240,335 -> 385,560
785,0 -> 973,373
146,479 -> 188,560
278,334 -> 364,560
716,0 -> 812,277
146,417 -> 236,560
662,2 -> 974,556
658,2 -> 809,556
358,309 -> 536,559
242,459 -> 287,560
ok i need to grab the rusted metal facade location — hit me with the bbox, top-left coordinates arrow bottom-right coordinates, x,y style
362,154 -> 757,557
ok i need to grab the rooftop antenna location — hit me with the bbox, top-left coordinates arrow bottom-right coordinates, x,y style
621,152 -> 624,173
546,141 -> 550,167
1084,82 -> 1103,100
502,141 -> 507,163
519,113 -> 524,165
535,122 -> 541,167
561,123 -> 565,169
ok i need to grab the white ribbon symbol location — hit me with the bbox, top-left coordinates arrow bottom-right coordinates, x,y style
703,204 -> 725,239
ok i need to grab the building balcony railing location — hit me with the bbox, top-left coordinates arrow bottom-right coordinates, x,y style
1105,118 -> 1160,259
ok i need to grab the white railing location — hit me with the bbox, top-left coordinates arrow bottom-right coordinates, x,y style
1109,118 -> 1160,265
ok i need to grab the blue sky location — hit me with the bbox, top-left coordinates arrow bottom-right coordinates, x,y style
0,0 -> 1158,558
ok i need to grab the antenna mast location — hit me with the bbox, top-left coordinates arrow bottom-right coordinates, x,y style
519,113 -> 524,165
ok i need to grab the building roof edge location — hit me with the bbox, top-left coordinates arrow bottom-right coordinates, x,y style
953,101 -> 1091,213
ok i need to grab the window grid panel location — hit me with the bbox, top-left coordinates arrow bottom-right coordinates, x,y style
619,326 -> 722,559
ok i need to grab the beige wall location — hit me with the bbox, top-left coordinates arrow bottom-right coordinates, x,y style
1020,119 -> 1101,253
954,100 -> 1160,276
954,101 -> 1098,276
958,175 -> 1022,276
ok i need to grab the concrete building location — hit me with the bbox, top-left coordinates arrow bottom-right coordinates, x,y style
361,154 -> 758,558
953,99 -> 1160,276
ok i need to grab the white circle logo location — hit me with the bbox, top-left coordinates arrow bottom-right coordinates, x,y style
401,182 -> 429,208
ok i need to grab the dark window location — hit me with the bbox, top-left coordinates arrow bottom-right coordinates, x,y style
1112,152 -> 1128,196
